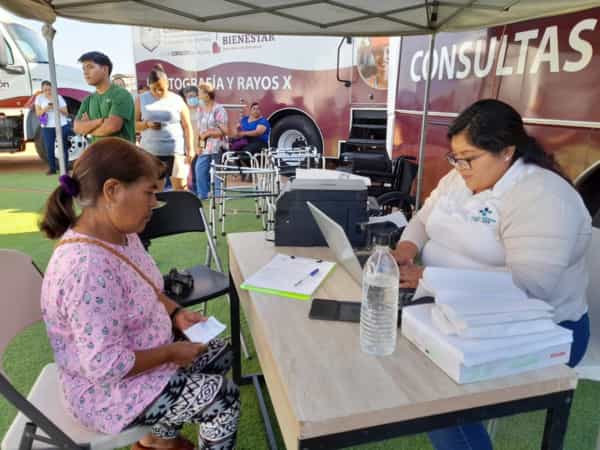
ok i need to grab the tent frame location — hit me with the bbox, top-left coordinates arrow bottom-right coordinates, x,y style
42,23 -> 67,175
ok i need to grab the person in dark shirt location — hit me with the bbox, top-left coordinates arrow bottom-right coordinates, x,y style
233,102 -> 270,155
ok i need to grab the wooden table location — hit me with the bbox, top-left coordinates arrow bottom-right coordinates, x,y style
228,231 -> 577,450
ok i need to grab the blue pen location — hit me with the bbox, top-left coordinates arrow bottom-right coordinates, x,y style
293,268 -> 320,287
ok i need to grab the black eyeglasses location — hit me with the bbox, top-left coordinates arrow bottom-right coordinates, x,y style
445,151 -> 486,170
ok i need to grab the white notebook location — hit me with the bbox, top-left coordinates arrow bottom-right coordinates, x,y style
241,254 -> 336,301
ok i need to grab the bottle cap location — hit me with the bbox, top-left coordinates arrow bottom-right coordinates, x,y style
372,232 -> 390,247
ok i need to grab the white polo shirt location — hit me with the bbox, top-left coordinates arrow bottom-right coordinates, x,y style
401,159 -> 592,323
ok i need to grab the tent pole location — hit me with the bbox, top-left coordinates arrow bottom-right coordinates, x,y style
415,32 -> 436,209
42,23 -> 67,175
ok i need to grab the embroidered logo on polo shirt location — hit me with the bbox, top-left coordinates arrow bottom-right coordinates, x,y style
471,207 -> 496,224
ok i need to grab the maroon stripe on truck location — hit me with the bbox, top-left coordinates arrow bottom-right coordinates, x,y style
0,96 -> 31,108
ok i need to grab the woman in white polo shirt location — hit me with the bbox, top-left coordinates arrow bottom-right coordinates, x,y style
394,99 -> 591,450
35,80 -> 70,175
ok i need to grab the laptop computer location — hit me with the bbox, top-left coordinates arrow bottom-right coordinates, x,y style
307,201 -> 365,284
307,201 -> 421,306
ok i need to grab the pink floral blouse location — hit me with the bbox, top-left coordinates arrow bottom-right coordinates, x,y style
41,229 -> 178,434
198,103 -> 228,155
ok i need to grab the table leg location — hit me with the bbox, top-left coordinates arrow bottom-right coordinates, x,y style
254,375 -> 279,450
541,390 -> 573,450
229,271 -> 242,386
228,272 -> 279,449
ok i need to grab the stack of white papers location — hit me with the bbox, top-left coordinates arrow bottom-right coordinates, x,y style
402,268 -> 573,383
403,304 -> 572,383
414,267 -> 559,339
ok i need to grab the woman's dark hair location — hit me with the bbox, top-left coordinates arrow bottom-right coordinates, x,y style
147,64 -> 167,85
41,80 -> 51,88
250,102 -> 260,109
448,99 -> 570,183
40,137 -> 165,239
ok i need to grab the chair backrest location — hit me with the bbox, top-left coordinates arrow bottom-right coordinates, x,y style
391,156 -> 418,193
586,227 -> 600,328
140,191 -> 205,241
0,249 -> 43,364
351,151 -> 392,175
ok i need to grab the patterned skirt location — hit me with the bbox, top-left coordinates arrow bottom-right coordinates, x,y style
129,339 -> 239,450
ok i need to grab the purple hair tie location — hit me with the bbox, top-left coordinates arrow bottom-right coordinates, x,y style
59,174 -> 80,197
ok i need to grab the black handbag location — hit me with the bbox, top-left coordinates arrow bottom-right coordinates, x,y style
163,268 -> 194,299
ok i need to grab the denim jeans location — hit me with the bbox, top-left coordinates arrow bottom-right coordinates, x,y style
428,312 -> 590,450
157,155 -> 174,190
193,153 -> 221,199
41,125 -> 70,173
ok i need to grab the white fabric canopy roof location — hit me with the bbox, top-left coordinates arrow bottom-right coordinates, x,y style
5,0 -> 600,36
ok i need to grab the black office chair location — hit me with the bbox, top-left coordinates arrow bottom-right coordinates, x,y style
345,151 -> 393,197
359,157 -> 419,248
139,191 -> 250,358
367,156 -> 418,219
376,156 -> 418,215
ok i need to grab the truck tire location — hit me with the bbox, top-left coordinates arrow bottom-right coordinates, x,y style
34,127 -> 47,162
270,115 -> 322,152
34,125 -> 80,168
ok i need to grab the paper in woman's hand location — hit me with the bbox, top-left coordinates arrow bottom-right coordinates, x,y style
183,316 -> 226,343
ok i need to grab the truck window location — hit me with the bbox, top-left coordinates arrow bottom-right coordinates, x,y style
2,39 -> 14,65
6,23 -> 48,63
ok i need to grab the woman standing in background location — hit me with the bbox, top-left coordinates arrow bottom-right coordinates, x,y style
181,86 -> 201,190
193,82 -> 228,199
135,65 -> 194,190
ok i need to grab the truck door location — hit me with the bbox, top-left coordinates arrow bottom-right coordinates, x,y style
0,25 -> 31,104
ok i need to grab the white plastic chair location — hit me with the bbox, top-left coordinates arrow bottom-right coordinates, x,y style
0,249 -> 150,450
576,226 -> 600,380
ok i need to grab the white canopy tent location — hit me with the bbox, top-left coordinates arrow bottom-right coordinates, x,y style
5,0 -> 600,200
6,0 -> 600,36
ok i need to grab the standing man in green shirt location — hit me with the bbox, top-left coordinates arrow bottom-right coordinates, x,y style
74,52 -> 135,143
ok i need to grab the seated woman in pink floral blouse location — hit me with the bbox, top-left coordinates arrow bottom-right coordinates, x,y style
39,137 -> 239,450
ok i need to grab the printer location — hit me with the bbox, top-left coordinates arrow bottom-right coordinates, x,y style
274,178 -> 368,247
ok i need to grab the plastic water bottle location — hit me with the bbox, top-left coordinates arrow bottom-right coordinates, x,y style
360,233 -> 400,356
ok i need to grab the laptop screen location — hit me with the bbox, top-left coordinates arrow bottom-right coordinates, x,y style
307,202 -> 363,284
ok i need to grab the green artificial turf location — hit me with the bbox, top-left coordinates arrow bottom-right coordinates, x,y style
0,172 -> 598,449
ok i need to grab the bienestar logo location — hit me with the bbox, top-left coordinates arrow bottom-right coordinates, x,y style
221,34 -> 275,46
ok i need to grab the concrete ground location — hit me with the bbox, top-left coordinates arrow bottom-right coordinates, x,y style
0,143 -> 45,174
